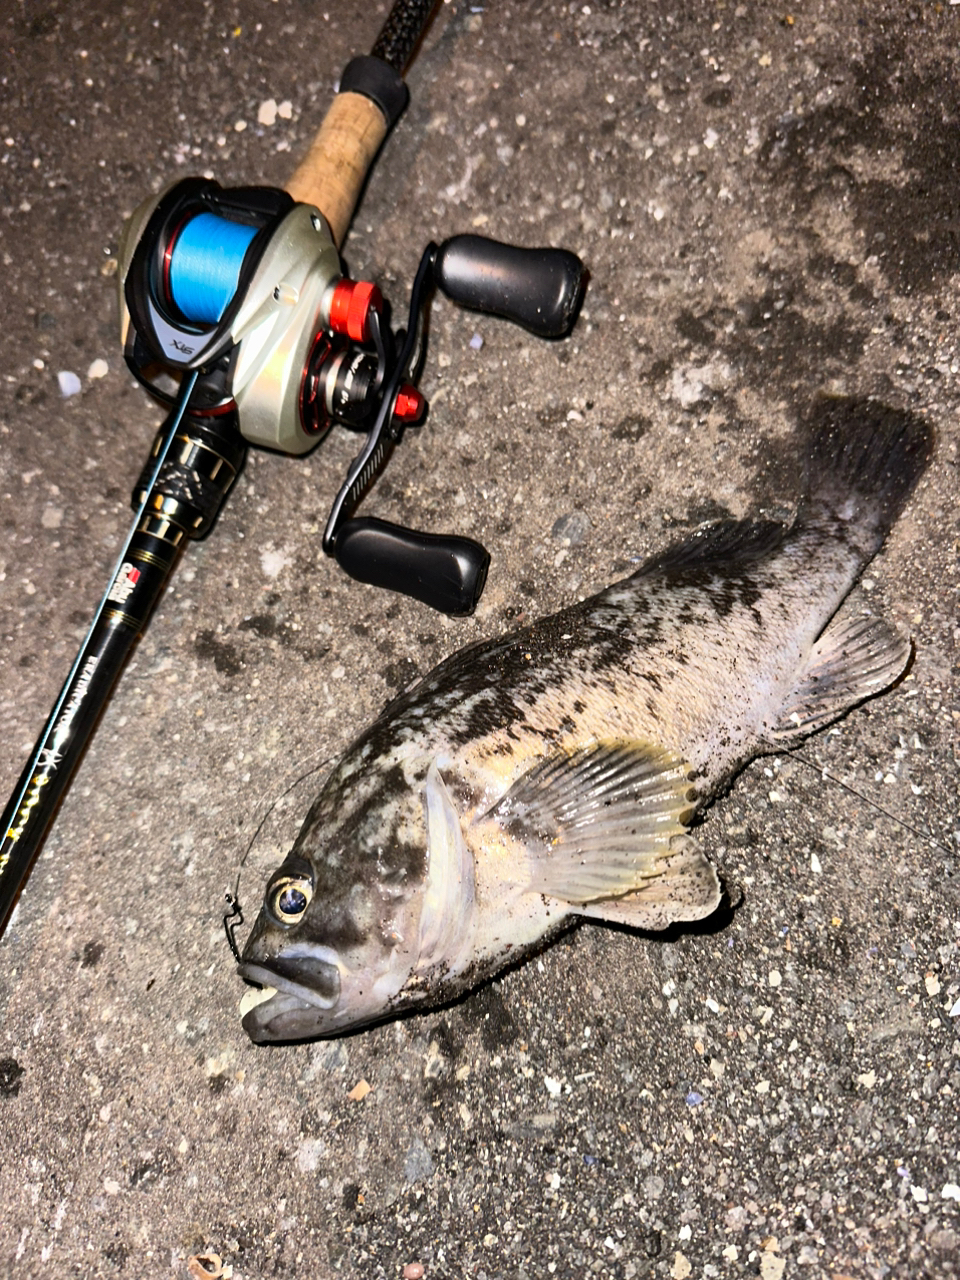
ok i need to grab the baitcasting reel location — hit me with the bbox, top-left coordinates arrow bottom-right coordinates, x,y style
117,176 -> 585,615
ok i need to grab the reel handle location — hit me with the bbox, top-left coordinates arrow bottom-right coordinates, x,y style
333,516 -> 489,616
435,234 -> 586,338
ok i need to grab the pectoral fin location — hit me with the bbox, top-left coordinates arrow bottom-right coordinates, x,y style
578,834 -> 721,930
773,610 -> 911,741
483,740 -> 712,913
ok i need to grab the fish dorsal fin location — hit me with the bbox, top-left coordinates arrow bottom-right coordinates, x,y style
420,763 -> 476,966
634,518 -> 787,579
772,609 -> 911,740
484,739 -> 708,906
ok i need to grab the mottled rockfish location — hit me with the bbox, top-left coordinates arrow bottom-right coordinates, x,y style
239,402 -> 932,1041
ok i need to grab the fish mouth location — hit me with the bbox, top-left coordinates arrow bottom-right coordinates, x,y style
237,957 -> 341,1043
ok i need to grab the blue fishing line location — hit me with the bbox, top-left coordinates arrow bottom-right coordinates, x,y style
168,212 -> 257,324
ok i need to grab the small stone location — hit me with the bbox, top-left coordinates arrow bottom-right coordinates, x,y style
404,1136 -> 435,1183
759,1254 -> 786,1280
87,357 -> 108,379
551,511 -> 592,544
295,1137 -> 325,1173
403,1266 -> 425,1280
57,370 -> 82,397
258,98 -> 278,126
671,1252 -> 692,1279
924,972 -> 941,996
544,1075 -> 563,1097
347,1078 -> 371,1101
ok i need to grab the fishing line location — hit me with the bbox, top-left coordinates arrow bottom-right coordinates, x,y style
167,212 -> 258,325
223,751 -> 331,961
791,749 -> 952,856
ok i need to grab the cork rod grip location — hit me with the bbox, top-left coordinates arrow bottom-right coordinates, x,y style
286,91 -> 388,248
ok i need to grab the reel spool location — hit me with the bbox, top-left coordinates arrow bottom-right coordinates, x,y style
163,211 -> 260,326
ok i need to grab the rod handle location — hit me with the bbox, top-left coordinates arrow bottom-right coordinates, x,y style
286,56 -> 408,248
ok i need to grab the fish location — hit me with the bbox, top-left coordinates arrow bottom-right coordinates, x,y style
238,400 -> 933,1042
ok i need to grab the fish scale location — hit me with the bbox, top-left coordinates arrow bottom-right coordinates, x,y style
239,401 -> 933,1041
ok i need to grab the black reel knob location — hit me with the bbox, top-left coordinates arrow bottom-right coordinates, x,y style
333,517 -> 489,616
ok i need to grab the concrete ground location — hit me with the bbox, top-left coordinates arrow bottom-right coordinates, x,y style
1,1 -> 958,1276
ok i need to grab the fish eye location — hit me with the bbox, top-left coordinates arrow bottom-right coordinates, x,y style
269,876 -> 314,924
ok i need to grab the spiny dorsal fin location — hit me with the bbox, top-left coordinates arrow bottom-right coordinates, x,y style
632,518 -> 788,580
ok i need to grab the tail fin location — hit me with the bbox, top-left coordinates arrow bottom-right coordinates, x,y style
799,398 -> 934,555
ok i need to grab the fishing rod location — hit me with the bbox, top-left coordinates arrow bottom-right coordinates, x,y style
0,0 -> 586,937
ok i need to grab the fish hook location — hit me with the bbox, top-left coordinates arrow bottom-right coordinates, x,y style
223,889 -> 244,962
222,751 -> 331,963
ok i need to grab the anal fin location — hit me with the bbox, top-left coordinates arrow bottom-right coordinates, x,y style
773,609 -> 911,741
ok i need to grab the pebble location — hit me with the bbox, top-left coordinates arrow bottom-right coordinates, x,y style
57,370 -> 82,397
403,1266 -> 425,1280
87,357 -> 108,379
404,1136 -> 435,1184
551,511 -> 592,544
759,1254 -> 786,1280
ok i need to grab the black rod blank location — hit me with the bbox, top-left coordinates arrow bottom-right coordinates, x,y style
0,373 -> 201,934
371,0 -> 439,71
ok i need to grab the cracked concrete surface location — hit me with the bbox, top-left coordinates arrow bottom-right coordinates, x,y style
1,2 -> 958,1277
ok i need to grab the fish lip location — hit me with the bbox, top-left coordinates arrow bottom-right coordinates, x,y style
237,961 -> 338,1012
237,962 -> 340,1044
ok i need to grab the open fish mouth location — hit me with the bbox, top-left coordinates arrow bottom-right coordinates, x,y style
237,959 -> 341,1042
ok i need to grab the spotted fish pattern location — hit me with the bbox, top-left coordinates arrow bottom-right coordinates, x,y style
239,401 -> 932,1041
